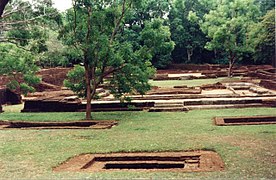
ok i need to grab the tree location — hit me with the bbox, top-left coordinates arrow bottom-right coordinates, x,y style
250,9 -> 275,66
60,0 -> 157,120
140,19 -> 175,68
255,0 -> 275,15
0,0 -> 61,48
200,0 -> 260,77
169,0 -> 210,63
0,0 -> 62,95
124,0 -> 174,68
0,44 -> 40,95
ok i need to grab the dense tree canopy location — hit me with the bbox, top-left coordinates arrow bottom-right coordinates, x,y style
0,0 -> 62,95
123,0 -> 174,68
0,44 -> 40,95
60,0 -> 162,119
250,9 -> 275,65
200,0 -> 261,76
169,0 -> 209,63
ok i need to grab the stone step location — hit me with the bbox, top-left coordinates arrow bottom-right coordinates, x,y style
149,107 -> 189,112
98,91 -> 110,98
96,88 -> 105,93
154,103 -> 184,107
186,103 -> 265,110
183,99 -> 263,106
155,101 -> 183,105
249,87 -> 269,94
79,107 -> 144,112
230,86 -> 250,90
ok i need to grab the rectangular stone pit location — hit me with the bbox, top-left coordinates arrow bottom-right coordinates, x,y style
0,120 -> 118,129
214,116 -> 276,126
53,151 -> 224,172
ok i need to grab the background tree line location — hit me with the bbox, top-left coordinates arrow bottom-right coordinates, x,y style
1,0 -> 274,69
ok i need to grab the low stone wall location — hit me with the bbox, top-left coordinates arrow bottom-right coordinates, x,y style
168,64 -> 229,71
260,80 -> 276,90
201,82 -> 226,90
0,88 -> 6,105
155,64 -> 274,79
22,99 -> 81,112
0,88 -> 21,105
248,68 -> 276,90
22,99 -> 154,112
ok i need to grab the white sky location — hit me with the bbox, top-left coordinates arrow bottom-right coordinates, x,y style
52,0 -> 72,12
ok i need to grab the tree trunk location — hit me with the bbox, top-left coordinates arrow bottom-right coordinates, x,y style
187,49 -> 193,63
272,53 -> 275,68
228,61 -> 233,78
85,64 -> 92,120
228,53 -> 236,78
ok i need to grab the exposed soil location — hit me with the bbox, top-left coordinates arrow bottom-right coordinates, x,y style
0,120 -> 118,129
214,116 -> 276,126
37,68 -> 72,87
53,151 -> 224,172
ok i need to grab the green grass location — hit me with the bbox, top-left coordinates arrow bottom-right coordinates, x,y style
2,104 -> 24,113
149,77 -> 240,87
0,107 -> 275,179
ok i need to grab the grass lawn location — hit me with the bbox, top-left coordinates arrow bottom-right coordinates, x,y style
149,77 -> 241,88
0,106 -> 275,179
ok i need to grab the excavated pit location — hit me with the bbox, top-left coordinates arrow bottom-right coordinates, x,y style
214,116 -> 276,126
0,120 -> 118,129
53,151 -> 224,172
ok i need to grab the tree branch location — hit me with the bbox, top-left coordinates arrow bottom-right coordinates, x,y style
101,0 -> 132,80
0,12 -> 58,26
0,0 -> 9,17
96,64 -> 126,87
1,4 -> 30,18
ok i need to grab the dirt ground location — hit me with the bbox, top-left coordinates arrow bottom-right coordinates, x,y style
53,151 -> 224,172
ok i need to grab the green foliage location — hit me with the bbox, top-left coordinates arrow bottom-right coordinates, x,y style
38,50 -> 67,68
200,0 -> 260,70
1,0 -> 62,53
64,65 -> 86,97
140,19 -> 175,68
0,44 -> 40,95
169,0 -> 210,63
123,0 -> 174,68
249,9 -> 275,65
63,47 -> 83,65
126,0 -> 171,25
255,0 -> 275,15
110,60 -> 154,98
60,0 -> 157,105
